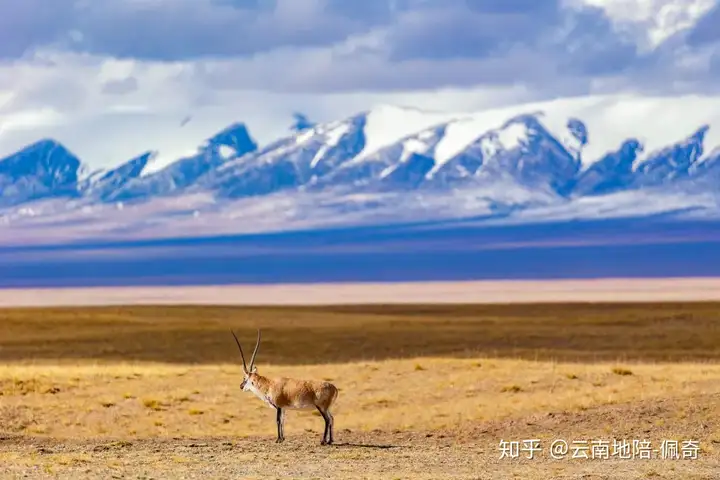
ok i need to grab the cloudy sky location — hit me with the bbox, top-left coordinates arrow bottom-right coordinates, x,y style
0,0 -> 719,168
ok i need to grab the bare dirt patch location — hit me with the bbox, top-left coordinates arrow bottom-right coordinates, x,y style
0,393 -> 718,479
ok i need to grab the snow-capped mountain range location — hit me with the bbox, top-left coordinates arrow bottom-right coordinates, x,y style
2,94 -> 720,244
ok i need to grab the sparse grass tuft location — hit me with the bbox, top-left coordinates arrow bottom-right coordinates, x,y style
142,399 -> 164,411
500,385 -> 523,393
612,367 -> 634,376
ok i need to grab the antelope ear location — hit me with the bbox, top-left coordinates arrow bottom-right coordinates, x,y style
250,366 -> 258,374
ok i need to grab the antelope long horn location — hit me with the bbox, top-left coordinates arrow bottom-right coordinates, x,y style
249,329 -> 261,370
230,330 -> 248,372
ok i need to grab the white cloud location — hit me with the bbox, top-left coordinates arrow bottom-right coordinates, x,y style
574,0 -> 716,48
0,0 -> 718,171
0,107 -> 65,133
0,50 -> 537,169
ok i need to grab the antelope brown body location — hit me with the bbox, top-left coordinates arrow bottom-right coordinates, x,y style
231,329 -> 339,445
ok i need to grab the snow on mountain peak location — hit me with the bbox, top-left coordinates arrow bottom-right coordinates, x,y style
198,94 -> 720,203
218,145 -> 236,159
342,97 -> 609,175
425,94 -> 720,172
573,94 -> 720,169
136,121 -> 257,179
4,93 -> 720,238
353,104 -> 458,163
309,123 -> 351,169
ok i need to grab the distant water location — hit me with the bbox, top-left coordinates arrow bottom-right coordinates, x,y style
1,218 -> 720,287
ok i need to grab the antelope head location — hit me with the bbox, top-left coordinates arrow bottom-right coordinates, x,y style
231,329 -> 262,391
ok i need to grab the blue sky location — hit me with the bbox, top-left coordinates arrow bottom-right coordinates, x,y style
0,0 -> 719,167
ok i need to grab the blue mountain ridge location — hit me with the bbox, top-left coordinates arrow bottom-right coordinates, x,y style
1,108 -> 719,221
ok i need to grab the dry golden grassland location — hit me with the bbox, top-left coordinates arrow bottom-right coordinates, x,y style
0,303 -> 719,479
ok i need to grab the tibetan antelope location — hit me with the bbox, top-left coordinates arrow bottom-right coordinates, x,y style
230,329 -> 339,445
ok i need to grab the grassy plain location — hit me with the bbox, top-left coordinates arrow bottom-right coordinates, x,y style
0,303 -> 719,479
